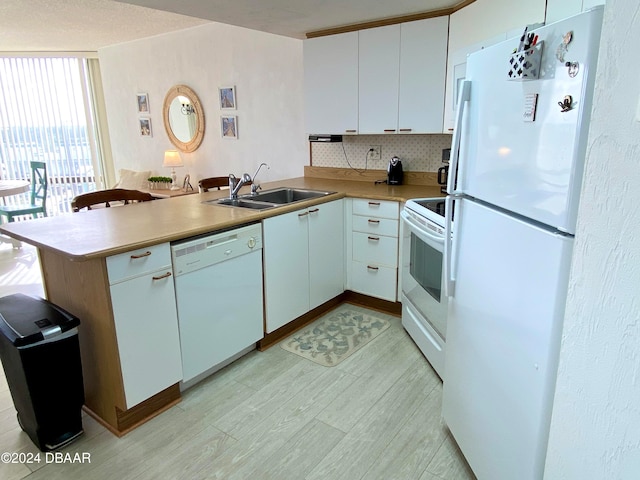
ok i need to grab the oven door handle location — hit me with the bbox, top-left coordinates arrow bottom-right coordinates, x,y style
444,196 -> 455,297
400,210 -> 444,250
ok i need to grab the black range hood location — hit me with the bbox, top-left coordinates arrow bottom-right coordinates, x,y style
308,134 -> 343,142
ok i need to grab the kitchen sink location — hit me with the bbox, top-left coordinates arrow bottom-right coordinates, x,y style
209,198 -> 276,210
207,187 -> 335,210
250,187 -> 334,204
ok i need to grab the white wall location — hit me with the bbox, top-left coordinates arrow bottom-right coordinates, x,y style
98,22 -> 306,186
545,0 -> 640,477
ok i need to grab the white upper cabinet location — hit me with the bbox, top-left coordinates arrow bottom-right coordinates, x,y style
358,25 -> 401,134
359,18 -> 449,134
546,0 -> 606,24
304,31 -> 359,135
398,17 -> 449,134
304,17 -> 449,135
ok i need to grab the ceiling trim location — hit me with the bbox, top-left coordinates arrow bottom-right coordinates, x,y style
305,0 -> 476,38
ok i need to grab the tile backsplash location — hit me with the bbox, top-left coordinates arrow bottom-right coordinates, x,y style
311,134 -> 452,172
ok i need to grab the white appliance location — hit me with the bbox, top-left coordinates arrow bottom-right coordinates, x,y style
401,198 -> 447,379
171,223 -> 264,387
442,7 -> 604,480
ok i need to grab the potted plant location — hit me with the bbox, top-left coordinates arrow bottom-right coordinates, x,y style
147,176 -> 173,190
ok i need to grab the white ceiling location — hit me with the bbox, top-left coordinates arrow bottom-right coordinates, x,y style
0,0 -> 461,52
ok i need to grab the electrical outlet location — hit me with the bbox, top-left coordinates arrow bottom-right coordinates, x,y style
369,145 -> 381,161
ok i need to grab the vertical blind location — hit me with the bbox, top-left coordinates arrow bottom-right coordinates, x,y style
0,57 -> 100,216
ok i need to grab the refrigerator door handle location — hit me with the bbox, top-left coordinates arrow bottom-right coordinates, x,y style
448,80 -> 471,195
444,195 -> 456,297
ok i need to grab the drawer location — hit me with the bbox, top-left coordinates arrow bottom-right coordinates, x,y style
352,198 -> 399,219
352,232 -> 398,267
351,261 -> 397,302
352,214 -> 398,237
107,243 -> 171,284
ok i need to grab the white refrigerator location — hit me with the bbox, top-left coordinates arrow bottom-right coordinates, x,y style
442,7 -> 604,480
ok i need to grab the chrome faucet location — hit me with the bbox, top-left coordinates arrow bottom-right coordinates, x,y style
250,163 -> 269,195
229,173 -> 252,199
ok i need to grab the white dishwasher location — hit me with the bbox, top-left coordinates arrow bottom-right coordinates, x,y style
171,223 -> 264,386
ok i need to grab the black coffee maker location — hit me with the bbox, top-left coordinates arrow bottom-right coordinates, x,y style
387,156 -> 403,185
437,148 -> 451,193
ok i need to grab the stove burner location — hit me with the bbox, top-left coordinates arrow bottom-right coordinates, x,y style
415,199 -> 446,218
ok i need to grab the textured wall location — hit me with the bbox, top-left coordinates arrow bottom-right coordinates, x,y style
98,22 -> 306,186
311,134 -> 452,172
545,0 -> 640,477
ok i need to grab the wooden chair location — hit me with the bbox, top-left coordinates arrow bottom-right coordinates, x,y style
71,188 -> 155,212
198,176 -> 252,192
0,161 -> 48,222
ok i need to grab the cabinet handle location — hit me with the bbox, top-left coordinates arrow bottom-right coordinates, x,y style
383,129 -> 396,133
367,219 -> 380,224
367,265 -> 379,271
399,128 -> 412,132
130,251 -> 151,259
308,208 -> 319,214
367,236 -> 380,242
298,211 -> 309,217
345,129 -> 357,133
368,202 -> 381,207
152,272 -> 172,281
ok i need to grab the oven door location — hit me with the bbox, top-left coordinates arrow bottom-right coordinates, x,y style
401,209 -> 448,342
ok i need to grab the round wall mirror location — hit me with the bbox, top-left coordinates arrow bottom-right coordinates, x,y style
163,85 -> 205,153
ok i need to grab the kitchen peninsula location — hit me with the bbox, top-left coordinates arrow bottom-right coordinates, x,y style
0,173 -> 441,436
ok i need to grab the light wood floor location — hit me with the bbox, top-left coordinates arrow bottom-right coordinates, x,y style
0,244 -> 475,480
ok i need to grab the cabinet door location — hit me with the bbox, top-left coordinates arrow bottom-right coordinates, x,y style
263,208 -> 310,333
308,200 -> 344,309
304,32 -> 359,135
110,268 -> 182,408
398,17 -> 449,133
358,24 -> 401,134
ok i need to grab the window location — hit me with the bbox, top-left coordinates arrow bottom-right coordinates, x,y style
0,56 -> 106,216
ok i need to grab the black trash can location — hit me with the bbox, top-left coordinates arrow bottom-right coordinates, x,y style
0,293 -> 84,451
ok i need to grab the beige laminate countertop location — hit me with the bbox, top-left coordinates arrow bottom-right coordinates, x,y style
0,177 -> 444,260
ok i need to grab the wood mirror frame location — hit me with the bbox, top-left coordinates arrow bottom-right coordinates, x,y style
163,85 -> 205,153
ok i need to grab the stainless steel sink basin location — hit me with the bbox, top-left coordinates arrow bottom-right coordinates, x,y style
209,198 -> 275,210
207,187 -> 335,210
250,187 -> 334,204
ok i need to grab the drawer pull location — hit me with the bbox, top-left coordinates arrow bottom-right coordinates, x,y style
152,272 -> 172,281
298,211 -> 309,217
308,208 -> 319,214
368,202 -> 381,207
367,236 -> 380,242
383,129 -> 396,133
130,251 -> 152,259
367,219 -> 380,224
367,265 -> 379,272
345,129 -> 357,133
399,128 -> 412,132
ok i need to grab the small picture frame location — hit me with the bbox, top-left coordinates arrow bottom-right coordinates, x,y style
182,174 -> 193,191
221,116 -> 238,139
137,93 -> 149,113
219,86 -> 236,110
139,117 -> 152,137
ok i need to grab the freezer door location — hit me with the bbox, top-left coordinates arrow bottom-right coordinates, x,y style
458,8 -> 603,234
442,198 -> 573,480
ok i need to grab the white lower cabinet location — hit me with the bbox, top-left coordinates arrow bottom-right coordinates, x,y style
263,199 -> 344,333
348,198 -> 400,302
107,244 -> 182,409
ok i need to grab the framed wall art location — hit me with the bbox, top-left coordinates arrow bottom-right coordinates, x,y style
219,86 -> 236,109
221,115 -> 238,139
139,117 -> 152,137
137,93 -> 149,113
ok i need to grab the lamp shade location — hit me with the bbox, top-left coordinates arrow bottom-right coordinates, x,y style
163,150 -> 183,168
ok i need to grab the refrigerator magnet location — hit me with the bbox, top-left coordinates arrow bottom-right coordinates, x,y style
523,93 -> 538,122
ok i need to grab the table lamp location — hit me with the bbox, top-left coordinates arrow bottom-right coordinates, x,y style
163,150 -> 183,190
